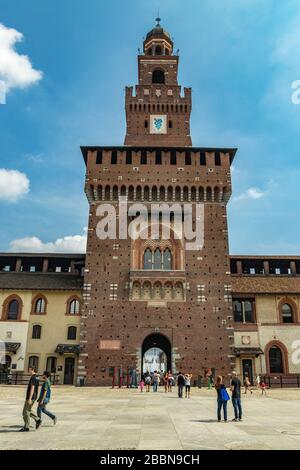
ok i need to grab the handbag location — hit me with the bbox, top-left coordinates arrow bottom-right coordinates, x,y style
221,387 -> 230,401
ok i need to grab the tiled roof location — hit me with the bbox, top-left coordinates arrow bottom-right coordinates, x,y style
0,272 -> 83,291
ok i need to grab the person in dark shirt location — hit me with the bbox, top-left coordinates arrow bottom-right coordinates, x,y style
177,372 -> 185,398
19,366 -> 39,432
230,371 -> 242,421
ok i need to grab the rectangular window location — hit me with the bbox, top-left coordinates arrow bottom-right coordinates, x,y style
170,150 -> 177,165
233,299 -> 255,323
155,151 -> 162,164
185,151 -> 191,165
215,152 -> 221,166
111,150 -> 117,164
200,152 -> 206,165
140,150 -> 147,165
144,120 -> 148,128
126,150 -> 132,165
96,150 -> 103,164
168,120 -> 173,128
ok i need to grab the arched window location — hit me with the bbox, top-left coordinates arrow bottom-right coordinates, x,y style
154,248 -> 162,269
281,303 -> 294,323
152,69 -> 165,84
155,45 -> 162,55
32,325 -> 42,339
163,248 -> 172,270
143,248 -> 152,269
46,356 -> 57,373
7,299 -> 19,320
28,356 -> 39,372
68,298 -> 80,315
269,346 -> 284,374
0,355 -> 11,373
34,297 -> 46,314
67,326 -> 77,340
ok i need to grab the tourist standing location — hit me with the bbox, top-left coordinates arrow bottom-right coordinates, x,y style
167,371 -> 173,392
19,366 -> 39,432
152,371 -> 159,392
215,375 -> 229,422
144,373 -> 151,392
139,377 -> 145,392
230,371 -> 242,421
244,373 -> 253,395
36,371 -> 57,429
163,372 -> 169,393
177,371 -> 185,398
184,373 -> 192,398
260,379 -> 267,396
255,374 -> 261,389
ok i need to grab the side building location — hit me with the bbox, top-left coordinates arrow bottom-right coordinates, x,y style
1,252 -> 300,385
0,253 -> 84,384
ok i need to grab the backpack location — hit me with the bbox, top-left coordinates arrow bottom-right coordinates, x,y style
221,387 -> 230,402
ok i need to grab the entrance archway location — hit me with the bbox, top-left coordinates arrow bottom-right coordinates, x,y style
142,333 -> 171,373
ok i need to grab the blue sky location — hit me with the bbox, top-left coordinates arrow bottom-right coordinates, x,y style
0,0 -> 300,254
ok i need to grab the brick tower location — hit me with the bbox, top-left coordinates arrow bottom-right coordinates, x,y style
78,19 -> 237,386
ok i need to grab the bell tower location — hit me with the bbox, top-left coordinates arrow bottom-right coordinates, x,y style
124,18 -> 192,146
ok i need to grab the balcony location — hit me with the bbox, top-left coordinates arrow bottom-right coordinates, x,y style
129,269 -> 186,303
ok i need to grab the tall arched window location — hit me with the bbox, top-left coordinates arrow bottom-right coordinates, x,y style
154,249 -> 162,269
163,248 -> 172,270
68,299 -> 80,315
32,325 -> 42,339
28,356 -> 39,372
281,303 -> 294,323
7,300 -> 19,320
143,248 -> 152,269
269,346 -> 284,373
152,69 -> 165,84
67,326 -> 77,340
46,356 -> 57,373
34,297 -> 46,314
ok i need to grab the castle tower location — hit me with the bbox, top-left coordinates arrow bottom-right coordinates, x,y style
78,20 -> 236,386
124,18 -> 192,147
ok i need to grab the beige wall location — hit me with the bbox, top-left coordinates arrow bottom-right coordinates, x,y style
0,290 -> 32,371
234,294 -> 300,376
25,290 -> 81,384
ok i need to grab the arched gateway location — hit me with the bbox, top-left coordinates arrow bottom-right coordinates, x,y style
142,333 -> 172,373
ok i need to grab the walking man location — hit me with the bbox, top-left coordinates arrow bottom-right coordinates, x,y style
230,371 -> 242,422
36,371 -> 57,429
20,366 -> 39,432
177,371 -> 185,398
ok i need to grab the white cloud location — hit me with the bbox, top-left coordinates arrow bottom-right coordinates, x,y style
9,229 -> 87,253
0,168 -> 30,201
234,187 -> 265,201
0,23 -> 42,94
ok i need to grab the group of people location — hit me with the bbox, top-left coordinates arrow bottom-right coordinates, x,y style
139,370 -> 193,398
19,366 -> 57,432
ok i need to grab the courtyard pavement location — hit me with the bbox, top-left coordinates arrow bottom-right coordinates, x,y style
0,385 -> 300,450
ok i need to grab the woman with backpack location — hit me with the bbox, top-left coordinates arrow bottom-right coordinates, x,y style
35,371 -> 57,429
215,375 -> 230,422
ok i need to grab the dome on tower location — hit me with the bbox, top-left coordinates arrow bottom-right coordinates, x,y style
144,18 -> 173,44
